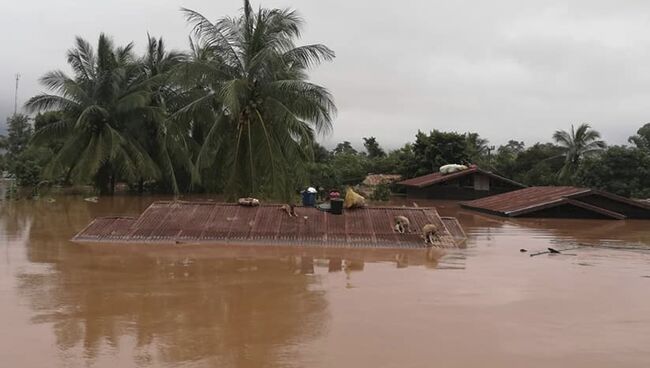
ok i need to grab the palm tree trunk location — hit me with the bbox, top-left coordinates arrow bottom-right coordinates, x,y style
95,164 -> 112,195
110,174 -> 116,195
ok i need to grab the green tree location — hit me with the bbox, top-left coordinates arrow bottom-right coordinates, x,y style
33,111 -> 65,152
388,143 -> 418,178
332,141 -> 357,155
510,143 -> 564,186
5,114 -> 32,156
25,34 -> 160,194
328,151 -> 368,185
312,142 -> 330,163
575,146 -> 650,198
465,132 -> 490,164
3,114 -> 51,187
363,137 -> 385,159
411,130 -> 470,176
10,147 -> 52,187
552,123 -> 605,182
33,111 -> 63,131
628,123 -> 650,151
0,134 -> 6,172
492,140 -> 525,178
181,1 -> 336,199
137,34 -> 194,193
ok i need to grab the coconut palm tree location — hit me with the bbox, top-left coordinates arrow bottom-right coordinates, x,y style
553,123 -> 606,181
178,0 -> 336,198
25,34 -> 160,194
135,34 -> 196,194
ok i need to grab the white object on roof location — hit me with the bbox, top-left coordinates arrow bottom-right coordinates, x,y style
440,164 -> 468,175
307,187 -> 317,193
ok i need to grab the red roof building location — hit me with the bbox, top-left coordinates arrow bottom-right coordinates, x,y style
397,167 -> 526,200
461,186 -> 650,219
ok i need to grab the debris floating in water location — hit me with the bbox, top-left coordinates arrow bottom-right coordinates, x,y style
529,246 -> 581,257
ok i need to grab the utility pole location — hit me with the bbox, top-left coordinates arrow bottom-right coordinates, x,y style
14,73 -> 21,115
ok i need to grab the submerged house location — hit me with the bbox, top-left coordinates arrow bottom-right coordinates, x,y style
73,201 -> 467,248
461,186 -> 650,219
397,166 -> 526,200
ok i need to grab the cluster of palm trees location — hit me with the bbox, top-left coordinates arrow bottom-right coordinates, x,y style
26,1 -> 336,197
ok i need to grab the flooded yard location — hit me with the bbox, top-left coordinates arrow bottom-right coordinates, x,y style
1,195 -> 650,367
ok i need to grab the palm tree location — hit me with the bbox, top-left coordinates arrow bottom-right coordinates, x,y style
552,123 -> 606,181
465,132 -> 489,163
25,34 -> 160,194
178,0 -> 336,198
136,34 -> 196,194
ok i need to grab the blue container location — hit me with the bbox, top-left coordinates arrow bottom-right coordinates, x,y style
302,191 -> 316,207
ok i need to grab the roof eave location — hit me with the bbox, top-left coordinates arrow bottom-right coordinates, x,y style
569,189 -> 650,210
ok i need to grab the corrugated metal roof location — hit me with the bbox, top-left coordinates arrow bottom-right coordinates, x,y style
73,202 -> 466,249
397,167 -> 525,188
441,217 -> 467,244
460,186 -> 650,219
462,186 -> 588,215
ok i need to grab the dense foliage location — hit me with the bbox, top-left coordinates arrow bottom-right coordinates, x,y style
575,146 -> 650,198
19,1 -> 335,199
1,114 -> 51,187
301,124 -> 650,199
4,1 -> 650,200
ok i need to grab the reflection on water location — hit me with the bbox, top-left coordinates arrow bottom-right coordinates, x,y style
2,194 -> 650,367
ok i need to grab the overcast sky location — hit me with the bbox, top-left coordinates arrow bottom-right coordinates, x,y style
2,0 -> 650,149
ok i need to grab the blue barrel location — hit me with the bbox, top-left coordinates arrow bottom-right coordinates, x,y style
302,191 -> 316,207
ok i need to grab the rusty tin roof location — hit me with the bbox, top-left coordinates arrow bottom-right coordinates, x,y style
397,167 -> 525,188
73,201 -> 466,248
441,217 -> 467,244
460,186 -> 650,219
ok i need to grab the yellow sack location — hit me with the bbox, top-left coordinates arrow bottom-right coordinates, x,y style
344,187 -> 366,209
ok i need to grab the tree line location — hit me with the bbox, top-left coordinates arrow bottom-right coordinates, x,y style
1,1 -> 650,199
303,123 -> 650,199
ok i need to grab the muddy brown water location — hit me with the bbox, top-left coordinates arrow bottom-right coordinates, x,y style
1,194 -> 650,367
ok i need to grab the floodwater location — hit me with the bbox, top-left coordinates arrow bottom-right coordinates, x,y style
1,194 -> 650,368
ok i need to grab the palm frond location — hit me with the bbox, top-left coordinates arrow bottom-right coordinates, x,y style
283,44 -> 335,68
24,94 -> 79,112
